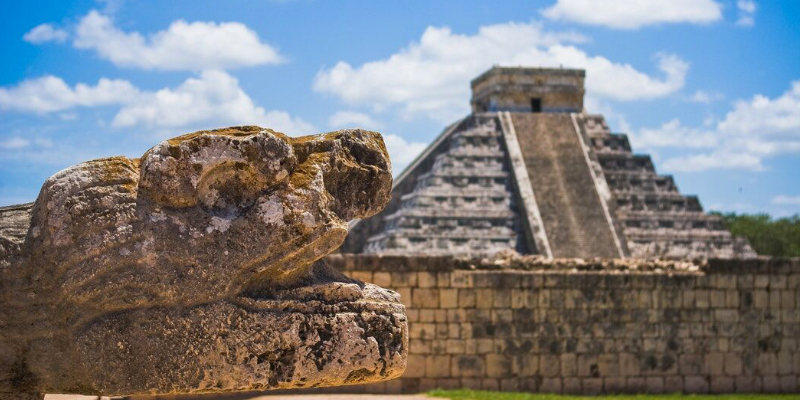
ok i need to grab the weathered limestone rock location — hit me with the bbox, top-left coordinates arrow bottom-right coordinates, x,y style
0,126 -> 406,399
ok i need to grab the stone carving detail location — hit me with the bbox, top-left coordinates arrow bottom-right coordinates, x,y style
0,126 -> 407,399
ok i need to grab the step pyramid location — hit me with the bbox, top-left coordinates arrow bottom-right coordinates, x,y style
342,67 -> 755,259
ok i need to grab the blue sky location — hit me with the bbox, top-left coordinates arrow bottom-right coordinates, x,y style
1,0 -> 798,216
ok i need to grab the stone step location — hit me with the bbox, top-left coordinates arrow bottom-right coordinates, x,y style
510,112 -> 621,259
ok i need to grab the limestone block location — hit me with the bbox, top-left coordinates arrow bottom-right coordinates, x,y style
500,378 -> 519,392
396,288 -> 412,307
755,275 -> 770,288
779,376 -> 797,393
425,355 -> 451,378
540,354 -> 561,377
711,376 -> 735,393
403,355 -> 426,378
412,289 -> 440,308
664,376 -> 684,392
481,378 -> 500,391
726,290 -> 740,307
447,309 -> 466,323
626,377 -> 646,393
758,353 -> 778,375
485,354 -> 512,378
645,377 -> 664,393
450,271 -> 473,288
435,378 -> 460,390
459,289 -> 477,308
710,290 -> 726,308
707,352 -> 725,376
493,289 -> 512,308
620,353 -> 640,376
439,289 -> 458,309
511,289 -> 527,308
514,355 -> 539,376
452,355 -> 485,378
409,339 -> 430,355
770,290 -> 782,308
476,289 -> 494,309
685,376 -> 709,393
762,376 -> 782,393
419,309 -> 435,322
583,377 -> 603,395
560,353 -> 577,377
562,377 -> 581,394
781,290 -> 796,309
735,376 -> 761,393
435,323 -> 450,339
539,378 -> 562,393
0,127 -> 406,398
409,323 -> 436,340
392,271 -> 417,287
418,272 -> 437,288
724,353 -> 743,376
435,309 -> 448,323
778,351 -> 794,375
738,275 -> 755,289
437,272 -> 451,288
372,271 -> 391,287
445,339 -> 465,354
577,354 -> 598,377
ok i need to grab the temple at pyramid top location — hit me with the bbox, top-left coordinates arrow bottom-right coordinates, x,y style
471,66 -> 585,113
342,66 -> 755,259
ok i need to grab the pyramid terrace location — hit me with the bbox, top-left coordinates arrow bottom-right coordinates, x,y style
343,66 -> 755,259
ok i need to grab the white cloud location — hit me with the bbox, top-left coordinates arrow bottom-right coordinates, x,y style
0,137 -> 53,152
717,81 -> 800,136
772,195 -> 800,206
23,23 -> 69,44
633,119 -> 719,148
0,75 -> 139,113
329,111 -> 383,130
633,80 -> 800,172
314,22 -> 687,122
0,71 -> 314,135
73,10 -> 283,70
736,0 -> 757,27
736,16 -> 755,27
112,70 -> 315,134
541,0 -> 723,29
689,90 -> 724,103
0,137 -> 31,150
737,0 -> 757,13
382,134 -> 428,175
662,150 -> 763,172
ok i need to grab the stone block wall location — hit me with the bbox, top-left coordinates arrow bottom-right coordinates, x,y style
325,255 -> 800,394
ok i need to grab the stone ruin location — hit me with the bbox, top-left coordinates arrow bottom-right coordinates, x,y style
0,127 -> 408,399
343,66 -> 756,260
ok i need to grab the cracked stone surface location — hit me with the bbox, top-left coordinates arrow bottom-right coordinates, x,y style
0,126 -> 406,399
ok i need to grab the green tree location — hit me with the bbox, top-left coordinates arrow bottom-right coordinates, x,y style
712,212 -> 800,257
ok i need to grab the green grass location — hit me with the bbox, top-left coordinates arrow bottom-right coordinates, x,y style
428,389 -> 800,400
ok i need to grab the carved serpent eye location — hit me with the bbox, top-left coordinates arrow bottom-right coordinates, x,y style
197,162 -> 265,216
139,127 -> 297,211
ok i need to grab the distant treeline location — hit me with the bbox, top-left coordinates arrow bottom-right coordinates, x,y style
712,212 -> 800,257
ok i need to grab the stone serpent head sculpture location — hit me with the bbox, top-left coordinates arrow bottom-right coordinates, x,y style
0,126 -> 406,399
